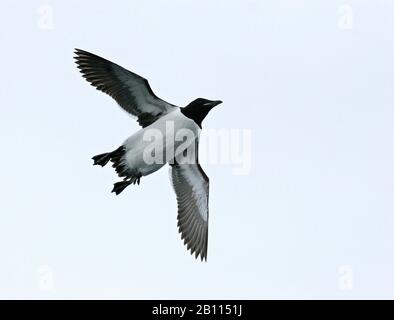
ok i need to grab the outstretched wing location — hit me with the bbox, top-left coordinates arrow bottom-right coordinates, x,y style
170,159 -> 209,261
74,48 -> 176,127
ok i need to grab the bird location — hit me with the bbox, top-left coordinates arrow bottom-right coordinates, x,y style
74,49 -> 222,261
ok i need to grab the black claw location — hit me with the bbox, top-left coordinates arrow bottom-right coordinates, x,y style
92,146 -> 125,167
112,180 -> 132,195
92,153 -> 111,167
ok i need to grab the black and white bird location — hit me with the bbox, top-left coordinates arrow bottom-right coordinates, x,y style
74,49 -> 222,261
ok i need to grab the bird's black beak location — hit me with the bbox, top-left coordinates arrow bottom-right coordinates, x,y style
207,100 -> 223,108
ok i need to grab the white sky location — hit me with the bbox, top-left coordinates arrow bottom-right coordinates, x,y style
0,0 -> 393,299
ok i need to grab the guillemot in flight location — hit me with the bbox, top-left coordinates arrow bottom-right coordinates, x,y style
74,49 -> 222,261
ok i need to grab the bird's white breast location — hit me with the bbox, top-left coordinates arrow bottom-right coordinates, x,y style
122,109 -> 200,175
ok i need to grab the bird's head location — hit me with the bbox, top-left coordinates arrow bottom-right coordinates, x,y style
181,98 -> 222,128
192,98 -> 223,110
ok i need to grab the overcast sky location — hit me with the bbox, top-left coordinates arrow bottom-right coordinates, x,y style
0,0 -> 393,299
